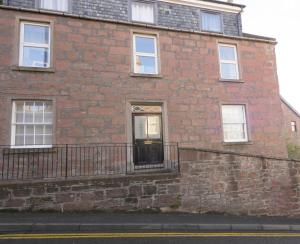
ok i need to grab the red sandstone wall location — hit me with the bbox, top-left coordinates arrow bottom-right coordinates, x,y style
0,8 -> 287,157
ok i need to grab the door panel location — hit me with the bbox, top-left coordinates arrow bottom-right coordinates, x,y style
133,114 -> 163,165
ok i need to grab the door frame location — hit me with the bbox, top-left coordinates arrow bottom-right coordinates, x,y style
126,100 -> 169,163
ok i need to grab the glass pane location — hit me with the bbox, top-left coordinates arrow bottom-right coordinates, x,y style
44,112 -> 53,123
132,2 -> 154,23
44,102 -> 52,112
219,46 -> 236,61
23,47 -> 49,68
35,125 -> 44,134
16,125 -> 25,135
135,116 -> 147,139
24,112 -> 34,123
136,56 -> 156,74
223,124 -> 246,142
222,105 -> 245,124
25,125 -> 34,135
24,102 -> 34,112
15,135 -> 24,146
41,0 -> 69,11
45,125 -> 53,134
221,63 -> 238,80
148,116 -> 161,139
35,112 -> 43,123
202,12 -> 221,32
15,102 -> 24,112
132,105 -> 162,113
35,135 -> 44,145
45,135 -> 52,145
35,102 -> 44,112
25,135 -> 34,145
16,112 -> 24,123
24,24 -> 49,44
135,36 -> 155,53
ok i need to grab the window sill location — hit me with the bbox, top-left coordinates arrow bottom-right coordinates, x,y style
219,79 -> 244,83
202,30 -> 224,35
223,141 -> 253,146
12,66 -> 55,73
130,73 -> 163,79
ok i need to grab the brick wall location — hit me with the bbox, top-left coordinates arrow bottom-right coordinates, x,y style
0,8 -> 287,157
1,148 -> 300,217
6,0 -> 242,37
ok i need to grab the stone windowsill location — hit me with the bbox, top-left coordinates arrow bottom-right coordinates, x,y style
130,73 -> 163,79
219,78 -> 244,83
12,66 -> 55,73
223,141 -> 253,146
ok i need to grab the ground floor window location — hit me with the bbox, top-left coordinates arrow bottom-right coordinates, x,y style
11,101 -> 53,148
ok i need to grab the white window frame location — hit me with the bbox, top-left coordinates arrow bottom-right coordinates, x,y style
291,121 -> 297,132
39,0 -> 70,12
131,1 -> 155,24
133,34 -> 158,75
19,22 -> 51,68
221,105 -> 248,143
11,101 -> 53,149
218,44 -> 239,80
201,11 -> 222,33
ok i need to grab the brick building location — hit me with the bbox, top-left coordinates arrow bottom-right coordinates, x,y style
0,0 -> 287,164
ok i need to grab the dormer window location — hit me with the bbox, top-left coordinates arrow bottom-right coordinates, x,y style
40,0 -> 69,12
131,1 -> 154,24
201,11 -> 222,33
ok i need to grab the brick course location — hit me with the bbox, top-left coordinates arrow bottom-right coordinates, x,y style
0,8 -> 287,157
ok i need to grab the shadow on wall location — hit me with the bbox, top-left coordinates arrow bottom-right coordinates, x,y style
287,143 -> 300,160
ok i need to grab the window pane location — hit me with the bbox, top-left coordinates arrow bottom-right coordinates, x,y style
25,135 -> 34,145
24,24 -> 49,44
35,135 -> 44,145
45,135 -> 52,145
35,125 -> 44,135
24,112 -> 34,123
132,2 -> 154,23
219,46 -> 236,61
16,125 -> 24,135
41,0 -> 69,11
223,124 -> 246,141
25,125 -> 34,135
135,116 -> 147,139
135,36 -> 155,53
23,47 -> 49,68
35,112 -> 44,123
45,125 -> 53,134
202,12 -> 221,32
44,112 -> 53,123
136,56 -> 156,74
148,116 -> 161,139
221,63 -> 238,80
222,105 -> 245,124
15,136 -> 24,146
16,113 -> 24,123
15,102 -> 24,112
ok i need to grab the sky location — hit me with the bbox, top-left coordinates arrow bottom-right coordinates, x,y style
234,0 -> 300,112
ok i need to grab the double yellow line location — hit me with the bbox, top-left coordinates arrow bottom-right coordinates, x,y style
1,232 -> 300,240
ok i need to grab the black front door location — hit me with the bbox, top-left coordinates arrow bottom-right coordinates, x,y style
132,113 -> 164,165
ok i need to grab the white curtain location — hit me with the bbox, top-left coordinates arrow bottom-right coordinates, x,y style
202,13 -> 221,32
132,2 -> 154,23
41,0 -> 69,11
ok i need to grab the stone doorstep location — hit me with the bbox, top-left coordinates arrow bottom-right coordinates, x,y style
0,223 -> 300,233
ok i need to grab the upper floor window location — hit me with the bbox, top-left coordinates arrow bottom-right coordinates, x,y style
11,101 -> 53,148
221,105 -> 248,143
131,1 -> 154,24
218,44 -> 239,80
19,22 -> 51,68
133,34 -> 158,74
291,121 -> 297,132
201,11 -> 222,32
40,0 -> 69,12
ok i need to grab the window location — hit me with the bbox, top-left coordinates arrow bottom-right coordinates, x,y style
221,105 -> 248,143
218,44 -> 239,80
40,0 -> 69,12
19,22 -> 51,68
291,121 -> 297,132
11,101 -> 53,148
133,34 -> 158,74
131,1 -> 154,24
201,11 -> 222,32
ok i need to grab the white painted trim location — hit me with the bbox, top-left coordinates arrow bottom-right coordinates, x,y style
160,0 -> 242,13
218,43 -> 239,80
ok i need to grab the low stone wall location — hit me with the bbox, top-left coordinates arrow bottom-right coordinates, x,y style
1,148 -> 300,217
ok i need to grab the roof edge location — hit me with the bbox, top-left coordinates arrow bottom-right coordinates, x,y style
281,96 -> 300,118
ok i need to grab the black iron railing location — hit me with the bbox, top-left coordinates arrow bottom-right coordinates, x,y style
0,143 -> 179,181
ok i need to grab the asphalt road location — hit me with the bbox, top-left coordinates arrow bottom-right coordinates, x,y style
1,232 -> 300,244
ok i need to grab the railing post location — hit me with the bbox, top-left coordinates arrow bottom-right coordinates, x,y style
177,142 -> 181,173
125,143 -> 128,174
65,144 -> 68,178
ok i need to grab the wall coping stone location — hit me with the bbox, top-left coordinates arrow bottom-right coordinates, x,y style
180,147 -> 300,162
0,5 -> 277,44
0,172 -> 180,187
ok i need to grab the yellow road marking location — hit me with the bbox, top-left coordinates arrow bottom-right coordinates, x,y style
1,233 -> 300,240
